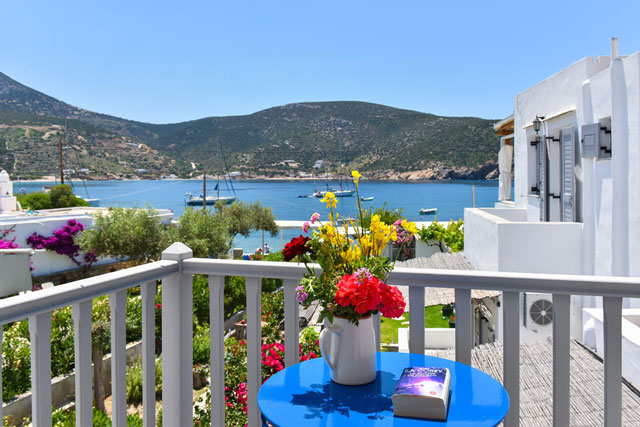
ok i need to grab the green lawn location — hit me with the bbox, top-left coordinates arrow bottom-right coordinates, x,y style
380,305 -> 452,346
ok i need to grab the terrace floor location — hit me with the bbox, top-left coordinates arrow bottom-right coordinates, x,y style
426,338 -> 640,426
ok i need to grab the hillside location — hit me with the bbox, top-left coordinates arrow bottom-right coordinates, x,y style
0,71 -> 500,180
0,110 -> 176,178
149,102 -> 499,179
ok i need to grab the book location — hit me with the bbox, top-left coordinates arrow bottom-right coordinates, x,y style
392,367 -> 451,420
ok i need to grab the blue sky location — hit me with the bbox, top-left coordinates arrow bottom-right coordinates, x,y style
2,1 -> 639,124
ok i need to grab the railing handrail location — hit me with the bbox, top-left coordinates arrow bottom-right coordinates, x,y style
2,257 -> 639,326
0,259 -> 178,324
183,258 -> 640,298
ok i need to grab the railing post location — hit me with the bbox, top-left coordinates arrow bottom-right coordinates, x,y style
283,279 -> 300,367
603,296 -> 622,427
502,291 -> 520,427
552,294 -> 570,427
111,289 -> 127,427
245,277 -> 262,427
408,286 -> 425,354
455,289 -> 472,366
0,328 -> 3,421
141,280 -> 157,427
161,243 -> 194,427
29,311 -> 52,427
72,300 -> 93,427
209,275 -> 225,427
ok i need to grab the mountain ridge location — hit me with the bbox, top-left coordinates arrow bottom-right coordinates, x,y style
0,71 -> 500,180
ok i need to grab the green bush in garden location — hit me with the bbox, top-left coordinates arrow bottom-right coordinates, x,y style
48,406 -> 143,426
126,357 -> 162,405
417,219 -> 464,253
165,207 -> 230,258
16,184 -> 89,211
78,207 -> 171,263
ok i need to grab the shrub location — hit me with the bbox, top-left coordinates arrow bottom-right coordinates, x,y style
17,184 -> 89,210
126,357 -> 162,405
193,325 -> 210,365
49,406 -> 144,426
78,207 -> 171,263
417,219 -> 464,253
165,208 -> 230,258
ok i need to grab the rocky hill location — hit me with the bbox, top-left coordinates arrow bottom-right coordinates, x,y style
0,71 -> 500,180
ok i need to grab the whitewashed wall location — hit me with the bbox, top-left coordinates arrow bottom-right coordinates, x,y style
0,209 -> 174,276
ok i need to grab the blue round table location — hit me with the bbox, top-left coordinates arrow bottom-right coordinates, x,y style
258,352 -> 509,426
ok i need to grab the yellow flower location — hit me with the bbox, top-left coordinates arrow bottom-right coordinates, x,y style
320,192 -> 337,209
401,220 -> 418,235
351,170 -> 361,187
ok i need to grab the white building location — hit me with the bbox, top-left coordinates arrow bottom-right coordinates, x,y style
464,40 -> 640,386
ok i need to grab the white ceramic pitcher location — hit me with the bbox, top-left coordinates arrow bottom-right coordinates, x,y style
319,316 -> 377,385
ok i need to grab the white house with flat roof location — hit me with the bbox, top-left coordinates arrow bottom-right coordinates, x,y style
464,39 -> 640,386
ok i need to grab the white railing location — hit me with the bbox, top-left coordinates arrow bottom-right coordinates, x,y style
0,241 -> 639,427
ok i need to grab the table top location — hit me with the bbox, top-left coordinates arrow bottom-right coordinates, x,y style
258,352 -> 509,427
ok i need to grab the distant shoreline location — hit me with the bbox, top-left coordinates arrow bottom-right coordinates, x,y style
13,176 -> 498,184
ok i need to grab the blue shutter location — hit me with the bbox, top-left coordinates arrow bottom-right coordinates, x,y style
561,127 -> 575,222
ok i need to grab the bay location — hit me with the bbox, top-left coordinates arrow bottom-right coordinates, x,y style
15,179 -> 500,253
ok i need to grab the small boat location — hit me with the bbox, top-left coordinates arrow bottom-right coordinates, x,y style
419,208 -> 437,215
360,196 -> 374,202
185,193 -> 236,206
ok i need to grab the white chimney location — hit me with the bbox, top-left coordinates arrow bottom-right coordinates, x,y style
611,37 -> 619,60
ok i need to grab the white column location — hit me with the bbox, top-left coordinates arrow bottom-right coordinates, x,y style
0,328 -> 3,421
72,300 -> 93,427
161,243 -> 194,427
603,297 -> 622,427
209,275 -> 225,427
141,281 -> 157,427
552,294 -> 570,427
502,291 -> 520,427
455,289 -> 472,366
408,287 -> 424,354
29,311 -> 52,427
245,277 -> 262,427
110,290 -> 127,427
611,56 -> 629,277
283,279 -> 300,367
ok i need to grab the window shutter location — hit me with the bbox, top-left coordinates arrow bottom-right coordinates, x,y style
561,127 -> 575,222
538,136 -> 547,221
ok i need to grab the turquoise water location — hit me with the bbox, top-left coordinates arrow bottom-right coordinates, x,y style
16,179 -> 499,252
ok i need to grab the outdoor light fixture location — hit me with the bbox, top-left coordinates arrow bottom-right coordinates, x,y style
533,116 -> 543,134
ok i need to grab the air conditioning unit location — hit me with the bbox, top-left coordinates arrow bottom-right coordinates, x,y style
523,292 -> 553,333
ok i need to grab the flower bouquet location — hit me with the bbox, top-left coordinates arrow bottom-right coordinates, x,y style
283,171 -> 417,384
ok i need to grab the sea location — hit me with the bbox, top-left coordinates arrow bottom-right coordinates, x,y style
15,179 -> 502,253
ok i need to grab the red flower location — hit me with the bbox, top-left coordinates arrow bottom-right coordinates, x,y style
379,285 -> 406,318
283,235 -> 313,261
335,274 -> 384,315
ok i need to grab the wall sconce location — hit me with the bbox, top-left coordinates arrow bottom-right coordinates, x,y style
533,116 -> 544,134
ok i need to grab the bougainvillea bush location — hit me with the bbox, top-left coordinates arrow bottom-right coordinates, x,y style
26,219 -> 96,269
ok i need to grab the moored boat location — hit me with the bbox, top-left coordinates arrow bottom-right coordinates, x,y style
419,208 -> 437,215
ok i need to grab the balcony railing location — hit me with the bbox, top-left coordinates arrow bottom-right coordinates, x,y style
1,241 -> 639,427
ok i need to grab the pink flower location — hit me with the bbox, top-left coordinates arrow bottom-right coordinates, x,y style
393,219 -> 403,227
302,221 -> 310,233
310,212 -> 320,224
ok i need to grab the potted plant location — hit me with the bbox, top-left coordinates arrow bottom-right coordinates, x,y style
284,171 -> 417,385
442,303 -> 454,317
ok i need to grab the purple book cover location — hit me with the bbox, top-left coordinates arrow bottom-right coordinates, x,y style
393,367 -> 448,399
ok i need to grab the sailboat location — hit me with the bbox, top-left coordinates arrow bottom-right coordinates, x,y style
63,119 -> 100,206
312,154 -> 355,198
185,142 -> 237,206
